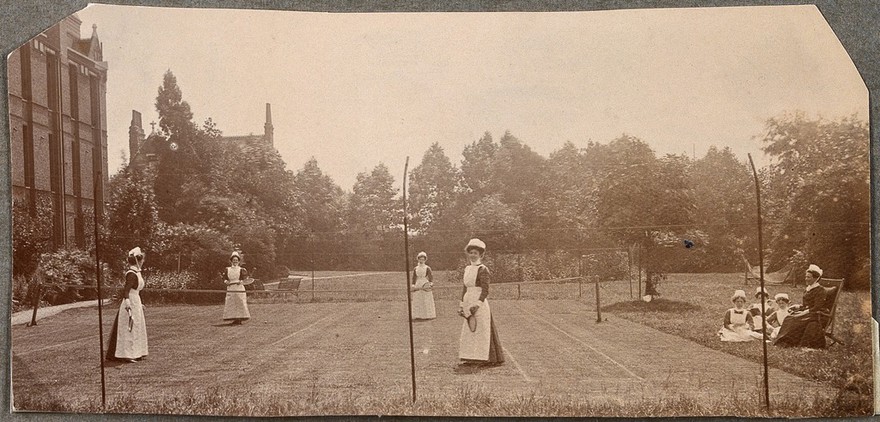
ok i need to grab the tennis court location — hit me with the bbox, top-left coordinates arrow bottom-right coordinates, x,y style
11,273 -> 834,413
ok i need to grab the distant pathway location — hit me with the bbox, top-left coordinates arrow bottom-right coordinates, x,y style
11,299 -> 112,326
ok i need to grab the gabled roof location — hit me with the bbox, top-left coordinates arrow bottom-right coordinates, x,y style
71,24 -> 102,62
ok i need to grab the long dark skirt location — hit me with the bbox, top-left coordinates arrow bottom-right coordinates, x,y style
486,316 -> 504,363
105,308 -> 121,360
462,315 -> 505,364
774,312 -> 826,349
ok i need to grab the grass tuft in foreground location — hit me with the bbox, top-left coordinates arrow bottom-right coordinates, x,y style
13,384 -> 869,417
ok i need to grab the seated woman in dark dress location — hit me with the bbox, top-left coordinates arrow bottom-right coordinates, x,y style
773,264 -> 830,349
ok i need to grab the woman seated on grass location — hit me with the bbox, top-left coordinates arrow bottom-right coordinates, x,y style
718,290 -> 761,342
766,293 -> 791,339
749,286 -> 776,334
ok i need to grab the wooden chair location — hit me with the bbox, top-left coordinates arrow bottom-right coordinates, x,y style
817,277 -> 845,346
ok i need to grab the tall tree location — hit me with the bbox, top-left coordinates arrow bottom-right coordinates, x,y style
541,141 -> 598,250
344,163 -> 400,269
292,157 -> 345,234
287,158 -> 346,269
214,138 -> 298,233
347,163 -> 399,233
152,70 -> 205,223
106,166 -> 160,263
760,113 -> 869,288
155,70 -> 194,137
462,194 -> 524,251
595,135 -> 694,278
408,142 -> 459,233
689,146 -> 753,271
492,132 -> 549,238
459,132 -> 497,201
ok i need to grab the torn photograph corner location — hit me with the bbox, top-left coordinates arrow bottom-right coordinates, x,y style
6,3 -> 873,418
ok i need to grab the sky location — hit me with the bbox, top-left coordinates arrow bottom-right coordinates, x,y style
75,4 -> 867,191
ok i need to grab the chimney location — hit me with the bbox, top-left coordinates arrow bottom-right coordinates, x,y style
129,110 -> 145,164
264,103 -> 274,147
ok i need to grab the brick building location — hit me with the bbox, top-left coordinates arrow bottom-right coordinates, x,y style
128,103 -> 274,171
218,103 -> 274,149
7,14 -> 109,249
127,110 -> 164,172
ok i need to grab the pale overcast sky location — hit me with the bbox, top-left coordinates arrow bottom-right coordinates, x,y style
75,4 -> 866,190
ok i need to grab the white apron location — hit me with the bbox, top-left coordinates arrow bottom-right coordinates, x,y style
770,308 -> 789,339
718,308 -> 759,342
223,266 -> 250,320
411,265 -> 436,319
459,264 -> 492,360
113,269 -> 148,359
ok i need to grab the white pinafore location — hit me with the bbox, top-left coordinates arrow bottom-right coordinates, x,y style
223,266 -> 250,320
113,268 -> 148,359
459,264 -> 492,360
411,264 -> 436,319
718,308 -> 758,342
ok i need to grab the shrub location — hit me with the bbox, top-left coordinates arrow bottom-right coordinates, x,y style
11,274 -> 37,312
137,270 -> 219,304
152,223 -> 233,289
147,270 -> 194,290
37,248 -> 97,305
12,197 -> 52,277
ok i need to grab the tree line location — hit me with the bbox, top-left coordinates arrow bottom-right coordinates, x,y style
13,70 -> 870,293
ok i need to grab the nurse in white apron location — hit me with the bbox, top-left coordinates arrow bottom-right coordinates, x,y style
411,251 -> 436,320
222,251 -> 251,325
458,238 -> 504,366
106,247 -> 149,362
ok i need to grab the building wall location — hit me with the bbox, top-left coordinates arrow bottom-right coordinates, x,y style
7,14 -> 108,249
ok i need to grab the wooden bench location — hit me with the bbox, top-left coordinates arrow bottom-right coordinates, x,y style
257,276 -> 303,302
278,276 -> 303,291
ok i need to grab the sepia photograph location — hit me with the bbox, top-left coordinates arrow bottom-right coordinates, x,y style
5,2 -> 875,418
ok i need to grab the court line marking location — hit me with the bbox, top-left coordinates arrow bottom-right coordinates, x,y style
500,346 -> 533,383
15,336 -> 93,357
514,303 -> 645,382
266,313 -> 339,348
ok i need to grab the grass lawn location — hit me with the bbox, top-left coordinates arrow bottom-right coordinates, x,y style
597,272 -> 873,412
10,272 -> 872,417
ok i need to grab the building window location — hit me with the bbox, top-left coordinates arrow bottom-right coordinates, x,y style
23,124 -> 35,215
68,63 -> 79,118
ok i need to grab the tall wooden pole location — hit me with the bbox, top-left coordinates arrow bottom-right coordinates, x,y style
748,153 -> 771,413
402,157 -> 417,403
92,153 -> 107,409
